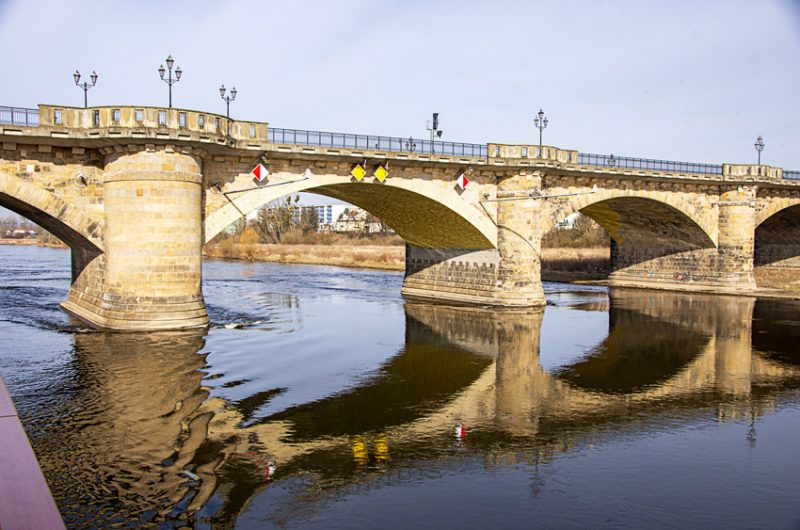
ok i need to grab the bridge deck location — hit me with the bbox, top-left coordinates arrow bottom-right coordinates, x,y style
0,374 -> 64,529
2,105 -> 799,180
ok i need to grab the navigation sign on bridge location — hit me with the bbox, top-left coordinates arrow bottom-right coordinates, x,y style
351,163 -> 366,181
251,163 -> 269,183
373,164 -> 388,183
456,172 -> 469,190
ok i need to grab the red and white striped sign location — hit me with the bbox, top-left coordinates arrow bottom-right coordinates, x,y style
456,172 -> 469,190
251,163 -> 269,182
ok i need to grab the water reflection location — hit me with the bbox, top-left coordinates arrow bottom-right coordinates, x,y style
19,287 -> 800,527
194,291 -> 799,526
30,331 -> 209,526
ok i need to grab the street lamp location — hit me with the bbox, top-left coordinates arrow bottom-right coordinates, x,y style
158,55 -> 182,108
73,69 -> 98,108
426,112 -> 443,153
219,84 -> 237,118
755,135 -> 765,165
534,109 -> 549,146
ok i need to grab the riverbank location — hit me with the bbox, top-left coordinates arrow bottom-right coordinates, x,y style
203,242 -> 406,271
0,238 -> 65,248
203,242 -> 610,278
2,239 -> 609,278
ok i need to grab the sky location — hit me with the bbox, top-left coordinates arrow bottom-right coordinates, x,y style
1,0 -> 799,214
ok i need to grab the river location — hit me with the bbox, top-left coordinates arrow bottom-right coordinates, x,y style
1,245 -> 799,529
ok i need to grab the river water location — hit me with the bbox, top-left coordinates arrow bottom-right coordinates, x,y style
1,244 -> 799,529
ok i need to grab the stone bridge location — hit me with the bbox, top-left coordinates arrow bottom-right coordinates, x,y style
2,104 -> 800,330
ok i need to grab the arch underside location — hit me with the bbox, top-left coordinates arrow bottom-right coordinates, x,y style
574,197 -> 715,276
0,170 -> 102,253
311,184 -> 492,249
0,192 -> 99,252
579,197 -> 714,254
755,204 -> 800,267
207,179 -> 495,250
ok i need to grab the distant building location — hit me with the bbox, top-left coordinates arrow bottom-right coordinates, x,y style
5,226 -> 37,238
333,207 -> 394,234
253,204 -> 394,234
289,204 -> 348,231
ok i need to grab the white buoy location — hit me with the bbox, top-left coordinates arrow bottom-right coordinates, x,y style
454,421 -> 466,440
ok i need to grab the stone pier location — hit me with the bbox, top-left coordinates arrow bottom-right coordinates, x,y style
62,147 -> 209,330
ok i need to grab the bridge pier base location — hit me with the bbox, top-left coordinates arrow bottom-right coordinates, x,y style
402,172 -> 546,307
61,147 -> 209,331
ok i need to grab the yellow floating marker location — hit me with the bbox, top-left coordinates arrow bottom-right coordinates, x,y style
351,163 -> 366,181
373,164 -> 388,183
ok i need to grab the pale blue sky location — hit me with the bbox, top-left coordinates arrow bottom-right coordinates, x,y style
0,0 -> 798,189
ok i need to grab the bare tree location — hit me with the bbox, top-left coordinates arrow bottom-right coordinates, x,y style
256,199 -> 293,243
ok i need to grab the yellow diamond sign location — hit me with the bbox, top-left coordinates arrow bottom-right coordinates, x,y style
351,164 -> 366,181
373,165 -> 388,182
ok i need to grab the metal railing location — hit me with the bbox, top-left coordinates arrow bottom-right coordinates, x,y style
268,127 -> 487,157
0,106 -> 38,126
1,105 -> 797,181
578,152 -> 723,175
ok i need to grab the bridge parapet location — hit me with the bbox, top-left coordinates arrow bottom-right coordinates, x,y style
34,104 -> 269,149
488,143 -> 578,164
723,163 -> 783,182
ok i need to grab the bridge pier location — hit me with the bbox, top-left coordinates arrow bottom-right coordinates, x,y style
716,185 -> 757,289
402,172 -> 546,308
62,147 -> 209,331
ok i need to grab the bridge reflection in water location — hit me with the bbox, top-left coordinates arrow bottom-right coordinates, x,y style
29,290 -> 800,526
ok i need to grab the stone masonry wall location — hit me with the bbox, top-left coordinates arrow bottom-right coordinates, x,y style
62,146 -> 209,330
402,246 -> 500,305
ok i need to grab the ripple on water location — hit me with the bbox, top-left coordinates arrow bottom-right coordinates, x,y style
3,247 -> 800,529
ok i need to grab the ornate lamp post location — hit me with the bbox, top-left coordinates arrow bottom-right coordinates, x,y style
158,55 -> 182,108
534,109 -> 549,146
73,69 -> 98,108
219,84 -> 237,118
755,135 -> 765,165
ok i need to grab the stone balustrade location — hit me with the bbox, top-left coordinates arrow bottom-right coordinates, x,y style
487,143 -> 578,163
36,104 -> 269,147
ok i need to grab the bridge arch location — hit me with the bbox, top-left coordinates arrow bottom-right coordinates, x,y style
0,170 -> 103,253
204,173 -> 497,249
544,189 -> 717,248
754,203 -> 800,268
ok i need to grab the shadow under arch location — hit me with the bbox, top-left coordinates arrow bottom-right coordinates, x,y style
577,196 -> 716,264
754,204 -> 800,267
204,177 -> 495,250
